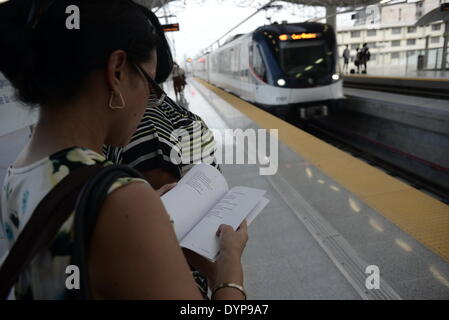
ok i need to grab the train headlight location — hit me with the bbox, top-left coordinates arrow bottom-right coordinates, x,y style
332,74 -> 340,81
277,79 -> 286,86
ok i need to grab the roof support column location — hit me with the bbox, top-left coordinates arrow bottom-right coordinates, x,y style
326,4 -> 337,30
441,20 -> 449,70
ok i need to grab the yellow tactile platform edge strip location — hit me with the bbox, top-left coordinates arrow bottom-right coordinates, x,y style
195,78 -> 449,263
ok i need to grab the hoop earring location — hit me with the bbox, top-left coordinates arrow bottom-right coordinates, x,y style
109,91 -> 126,110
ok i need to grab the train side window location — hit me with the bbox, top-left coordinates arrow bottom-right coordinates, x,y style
253,45 -> 267,82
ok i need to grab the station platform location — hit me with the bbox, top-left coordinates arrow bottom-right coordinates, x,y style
343,68 -> 449,80
1,78 -> 449,300
186,78 -> 449,299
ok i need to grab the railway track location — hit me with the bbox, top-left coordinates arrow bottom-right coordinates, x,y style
293,118 -> 449,205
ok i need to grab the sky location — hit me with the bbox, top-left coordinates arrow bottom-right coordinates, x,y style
158,0 -> 356,64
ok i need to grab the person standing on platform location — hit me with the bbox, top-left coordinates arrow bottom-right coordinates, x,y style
104,83 -> 220,300
354,48 -> 361,74
360,43 -> 370,74
104,10 -> 220,299
172,62 -> 187,105
342,45 -> 350,74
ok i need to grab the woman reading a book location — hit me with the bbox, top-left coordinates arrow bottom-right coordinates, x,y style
0,0 -> 247,300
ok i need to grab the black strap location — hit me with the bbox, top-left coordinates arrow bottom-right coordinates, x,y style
0,164 -> 145,300
68,165 -> 145,300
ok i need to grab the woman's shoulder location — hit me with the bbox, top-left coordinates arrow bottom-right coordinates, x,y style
52,147 -> 109,170
49,147 -> 148,193
3,147 -> 149,299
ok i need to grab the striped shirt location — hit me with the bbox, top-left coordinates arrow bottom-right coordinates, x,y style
104,95 -> 219,179
104,95 -> 218,298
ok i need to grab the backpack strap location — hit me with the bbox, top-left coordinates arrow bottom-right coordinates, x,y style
0,163 -> 146,300
67,165 -> 145,300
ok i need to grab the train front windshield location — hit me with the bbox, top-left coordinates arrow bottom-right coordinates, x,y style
279,40 -> 331,79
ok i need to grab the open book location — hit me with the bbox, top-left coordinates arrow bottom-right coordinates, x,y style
161,163 -> 269,261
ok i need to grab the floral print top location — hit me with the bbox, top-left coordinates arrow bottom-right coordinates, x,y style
0,147 -> 148,299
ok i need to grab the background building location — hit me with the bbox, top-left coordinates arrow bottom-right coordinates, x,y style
337,0 -> 447,72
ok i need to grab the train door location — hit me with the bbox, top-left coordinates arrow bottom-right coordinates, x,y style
207,56 -> 211,83
239,41 -> 250,101
252,44 -> 267,103
235,46 -> 241,96
247,43 -> 255,102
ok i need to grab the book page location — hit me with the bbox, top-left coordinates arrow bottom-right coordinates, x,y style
161,163 -> 229,240
180,186 -> 266,261
246,197 -> 269,226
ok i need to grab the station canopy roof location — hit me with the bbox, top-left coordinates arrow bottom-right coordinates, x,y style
416,6 -> 449,25
271,0 -> 380,6
135,0 -> 382,10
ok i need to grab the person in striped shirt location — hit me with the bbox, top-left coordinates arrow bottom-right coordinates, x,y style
104,87 -> 219,299
102,8 -> 221,297
104,94 -> 219,189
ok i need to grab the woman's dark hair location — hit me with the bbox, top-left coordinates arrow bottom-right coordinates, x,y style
0,0 -> 173,106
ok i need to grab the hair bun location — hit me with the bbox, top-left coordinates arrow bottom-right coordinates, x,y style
0,0 -> 34,82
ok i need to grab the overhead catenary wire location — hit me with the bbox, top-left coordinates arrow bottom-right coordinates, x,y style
200,0 -> 277,55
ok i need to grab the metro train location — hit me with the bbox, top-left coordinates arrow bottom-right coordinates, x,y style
192,22 -> 344,118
